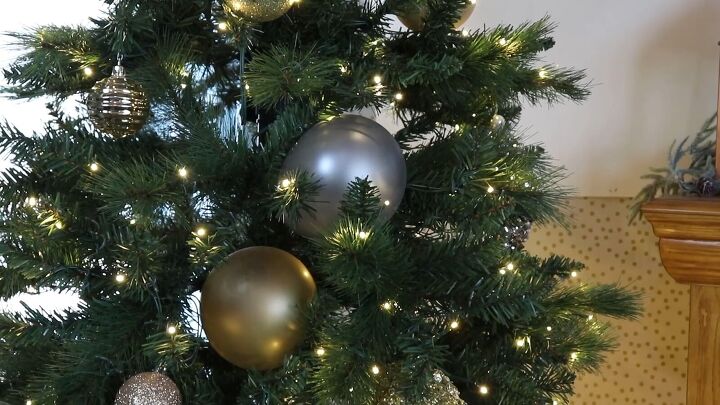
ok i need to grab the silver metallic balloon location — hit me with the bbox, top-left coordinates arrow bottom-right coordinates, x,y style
281,115 -> 406,236
114,372 -> 181,405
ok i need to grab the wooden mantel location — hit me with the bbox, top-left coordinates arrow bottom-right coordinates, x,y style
643,197 -> 720,404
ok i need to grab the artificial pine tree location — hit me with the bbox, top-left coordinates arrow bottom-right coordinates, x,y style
0,0 -> 640,404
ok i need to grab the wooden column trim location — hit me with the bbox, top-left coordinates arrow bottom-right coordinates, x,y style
643,198 -> 720,285
643,197 -> 720,404
687,285 -> 720,404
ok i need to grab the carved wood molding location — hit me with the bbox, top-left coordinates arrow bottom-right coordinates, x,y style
643,197 -> 720,286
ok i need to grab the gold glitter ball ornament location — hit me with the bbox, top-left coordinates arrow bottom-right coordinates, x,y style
227,0 -> 294,22
379,370 -> 465,405
87,64 -> 149,139
397,0 -> 476,31
114,372 -> 182,405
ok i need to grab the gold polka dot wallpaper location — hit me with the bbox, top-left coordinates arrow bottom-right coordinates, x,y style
525,197 -> 688,405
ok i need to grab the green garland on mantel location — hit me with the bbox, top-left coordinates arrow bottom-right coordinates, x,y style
631,114 -> 718,221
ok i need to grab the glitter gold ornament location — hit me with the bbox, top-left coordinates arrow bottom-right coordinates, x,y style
381,370 -> 465,404
114,372 -> 182,405
227,0 -> 294,22
200,247 -> 317,370
397,0 -> 476,31
86,60 -> 149,139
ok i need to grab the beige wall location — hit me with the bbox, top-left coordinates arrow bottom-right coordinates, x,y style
526,197 -> 688,404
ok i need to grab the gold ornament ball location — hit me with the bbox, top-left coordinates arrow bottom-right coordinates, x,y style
227,0 -> 294,22
490,114 -> 506,131
114,372 -> 182,405
87,65 -> 149,139
200,246 -> 317,370
397,0 -> 476,31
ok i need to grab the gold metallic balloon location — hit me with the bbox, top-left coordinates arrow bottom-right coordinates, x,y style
226,0 -> 294,22
114,372 -> 182,405
87,64 -> 149,139
397,0 -> 476,31
200,247 -> 316,370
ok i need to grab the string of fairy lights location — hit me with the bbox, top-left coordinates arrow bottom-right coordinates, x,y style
20,129 -> 585,404
12,6 -> 589,403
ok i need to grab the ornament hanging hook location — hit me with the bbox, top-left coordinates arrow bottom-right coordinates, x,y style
113,53 -> 126,76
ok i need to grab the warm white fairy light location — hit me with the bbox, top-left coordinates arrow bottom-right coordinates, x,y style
178,167 -> 189,178
570,352 -> 578,360
89,162 -> 100,172
515,337 -> 526,348
381,301 -> 393,311
217,21 -> 228,31
129,218 -> 137,225
587,314 -> 594,321
280,178 -> 293,189
499,38 -> 508,46
499,268 -> 507,275
478,385 -> 489,395
25,196 -> 39,207
26,400 -> 32,405
316,347 -> 326,356
506,263 -> 515,271
462,29 -> 470,37
371,365 -> 381,375
115,273 -> 127,284
487,185 -> 495,193
358,231 -> 369,240
373,74 -> 383,85
546,326 -> 552,332
538,69 -> 549,79
394,92 -> 404,101
196,227 -> 208,237
449,320 -> 460,330
83,67 -> 94,77
383,200 -> 391,206
167,325 -> 178,335
55,221 -> 64,230
570,271 -> 578,278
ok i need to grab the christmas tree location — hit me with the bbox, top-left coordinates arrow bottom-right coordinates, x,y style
0,0 -> 640,404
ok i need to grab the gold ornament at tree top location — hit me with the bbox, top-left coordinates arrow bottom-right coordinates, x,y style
227,0 -> 294,22
397,0 -> 476,31
86,60 -> 149,139
200,246 -> 316,370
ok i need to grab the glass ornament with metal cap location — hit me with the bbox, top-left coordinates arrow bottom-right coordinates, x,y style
86,55 -> 149,139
